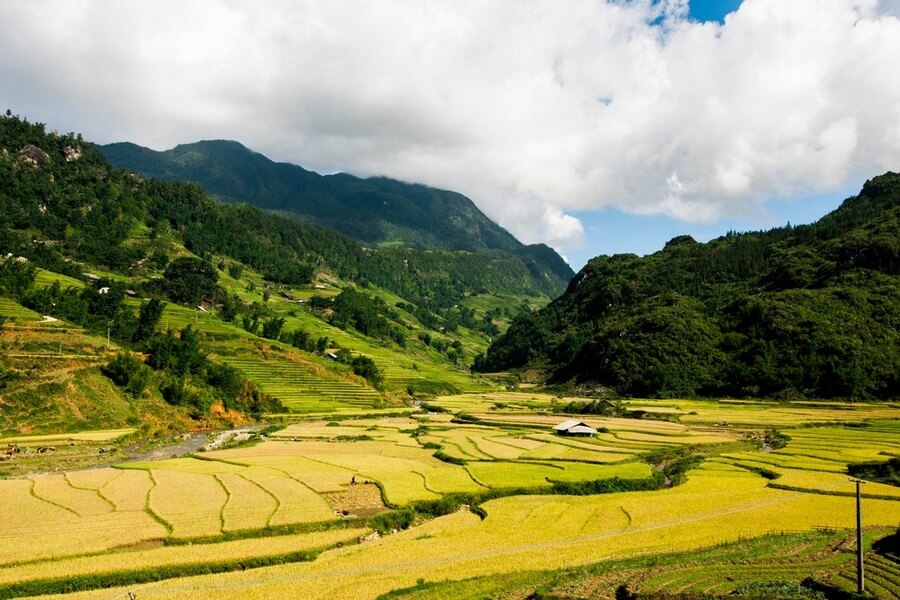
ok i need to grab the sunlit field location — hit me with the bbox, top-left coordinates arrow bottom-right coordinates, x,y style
1,395 -> 897,599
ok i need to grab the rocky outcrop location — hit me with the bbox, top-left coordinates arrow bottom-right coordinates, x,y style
64,145 -> 83,162
18,144 -> 49,168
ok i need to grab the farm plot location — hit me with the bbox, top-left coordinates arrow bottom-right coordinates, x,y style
0,428 -> 135,445
0,296 -> 41,321
219,354 -> 380,413
653,398 -> 900,427
56,462 -> 900,600
466,460 -> 652,488
121,457 -> 336,533
0,527 -> 366,591
0,477 -> 165,565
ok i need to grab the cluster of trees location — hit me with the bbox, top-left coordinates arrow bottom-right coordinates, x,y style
479,173 -> 900,401
418,332 -> 464,364
311,289 -> 407,346
331,348 -> 384,389
24,280 -> 159,344
0,259 -> 36,297
557,399 -> 625,417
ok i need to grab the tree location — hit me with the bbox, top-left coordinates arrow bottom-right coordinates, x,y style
163,257 -> 218,305
261,317 -> 285,340
102,353 -> 151,397
133,298 -> 165,342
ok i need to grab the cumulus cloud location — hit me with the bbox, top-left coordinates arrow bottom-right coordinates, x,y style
0,0 -> 898,252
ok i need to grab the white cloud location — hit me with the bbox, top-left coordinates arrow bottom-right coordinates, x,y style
0,0 -> 898,253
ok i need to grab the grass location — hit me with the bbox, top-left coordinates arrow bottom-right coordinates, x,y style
0,297 -> 41,321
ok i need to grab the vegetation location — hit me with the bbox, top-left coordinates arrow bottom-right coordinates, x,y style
480,173 -> 900,400
0,392 -> 898,597
100,139 -> 574,290
848,457 -> 900,486
3,114 -> 900,600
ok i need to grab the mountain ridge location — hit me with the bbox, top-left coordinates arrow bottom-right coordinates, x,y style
477,172 -> 900,401
100,139 -> 573,285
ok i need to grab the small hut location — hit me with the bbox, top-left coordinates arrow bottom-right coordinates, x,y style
553,420 -> 598,437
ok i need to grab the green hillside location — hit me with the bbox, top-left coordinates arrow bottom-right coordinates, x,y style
479,173 -> 900,401
100,139 -> 574,286
0,113 -> 540,433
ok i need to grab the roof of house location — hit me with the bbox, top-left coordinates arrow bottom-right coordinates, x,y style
554,420 -> 587,431
567,425 -> 598,435
554,420 -> 598,435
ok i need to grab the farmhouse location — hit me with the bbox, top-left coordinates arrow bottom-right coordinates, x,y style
553,420 -> 598,437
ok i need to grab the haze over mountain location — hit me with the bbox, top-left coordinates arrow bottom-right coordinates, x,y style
100,140 -> 573,285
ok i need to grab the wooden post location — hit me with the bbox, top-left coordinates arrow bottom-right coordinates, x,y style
852,478 -> 865,594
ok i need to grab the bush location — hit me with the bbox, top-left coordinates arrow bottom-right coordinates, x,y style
261,317 -> 286,340
164,257 -> 218,305
101,353 -> 151,397
432,450 -> 466,465
370,507 -> 415,534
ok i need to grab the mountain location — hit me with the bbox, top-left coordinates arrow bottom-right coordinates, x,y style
99,140 -> 573,284
477,173 -> 900,401
0,112 -> 564,435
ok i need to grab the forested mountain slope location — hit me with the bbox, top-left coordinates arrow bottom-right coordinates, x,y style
0,113 -> 550,434
100,139 -> 574,287
478,173 -> 900,401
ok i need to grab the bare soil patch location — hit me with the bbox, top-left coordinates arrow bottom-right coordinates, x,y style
323,482 -> 386,517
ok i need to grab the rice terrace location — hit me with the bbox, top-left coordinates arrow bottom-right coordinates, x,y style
0,395 -> 897,599
3,1 -> 900,598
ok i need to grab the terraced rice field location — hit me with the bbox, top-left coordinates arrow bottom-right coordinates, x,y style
0,429 -> 135,444
155,303 -> 382,413
5,402 -> 899,599
0,296 -> 41,321
0,528 -> 365,589
274,293 -> 495,395
45,458 -> 900,600
33,269 -> 85,289
219,355 -> 379,413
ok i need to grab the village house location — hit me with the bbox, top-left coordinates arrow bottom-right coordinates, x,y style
553,420 -> 598,437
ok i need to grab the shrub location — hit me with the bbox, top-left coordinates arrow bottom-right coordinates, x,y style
370,507 -> 415,534
164,257 -> 218,305
432,451 -> 466,465
101,353 -> 151,397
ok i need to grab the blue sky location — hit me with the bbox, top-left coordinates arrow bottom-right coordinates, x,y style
688,0 -> 744,22
564,180 -> 861,269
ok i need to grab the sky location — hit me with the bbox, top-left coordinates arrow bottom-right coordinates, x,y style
1,0 -> 899,270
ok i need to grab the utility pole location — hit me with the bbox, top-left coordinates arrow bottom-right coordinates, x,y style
851,478 -> 866,595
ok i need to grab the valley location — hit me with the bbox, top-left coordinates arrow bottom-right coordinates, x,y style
1,113 -> 898,599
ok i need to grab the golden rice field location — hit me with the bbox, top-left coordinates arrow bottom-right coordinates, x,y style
0,428 -> 135,445
41,461 -> 900,600
2,395 -> 898,599
0,528 -> 365,586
